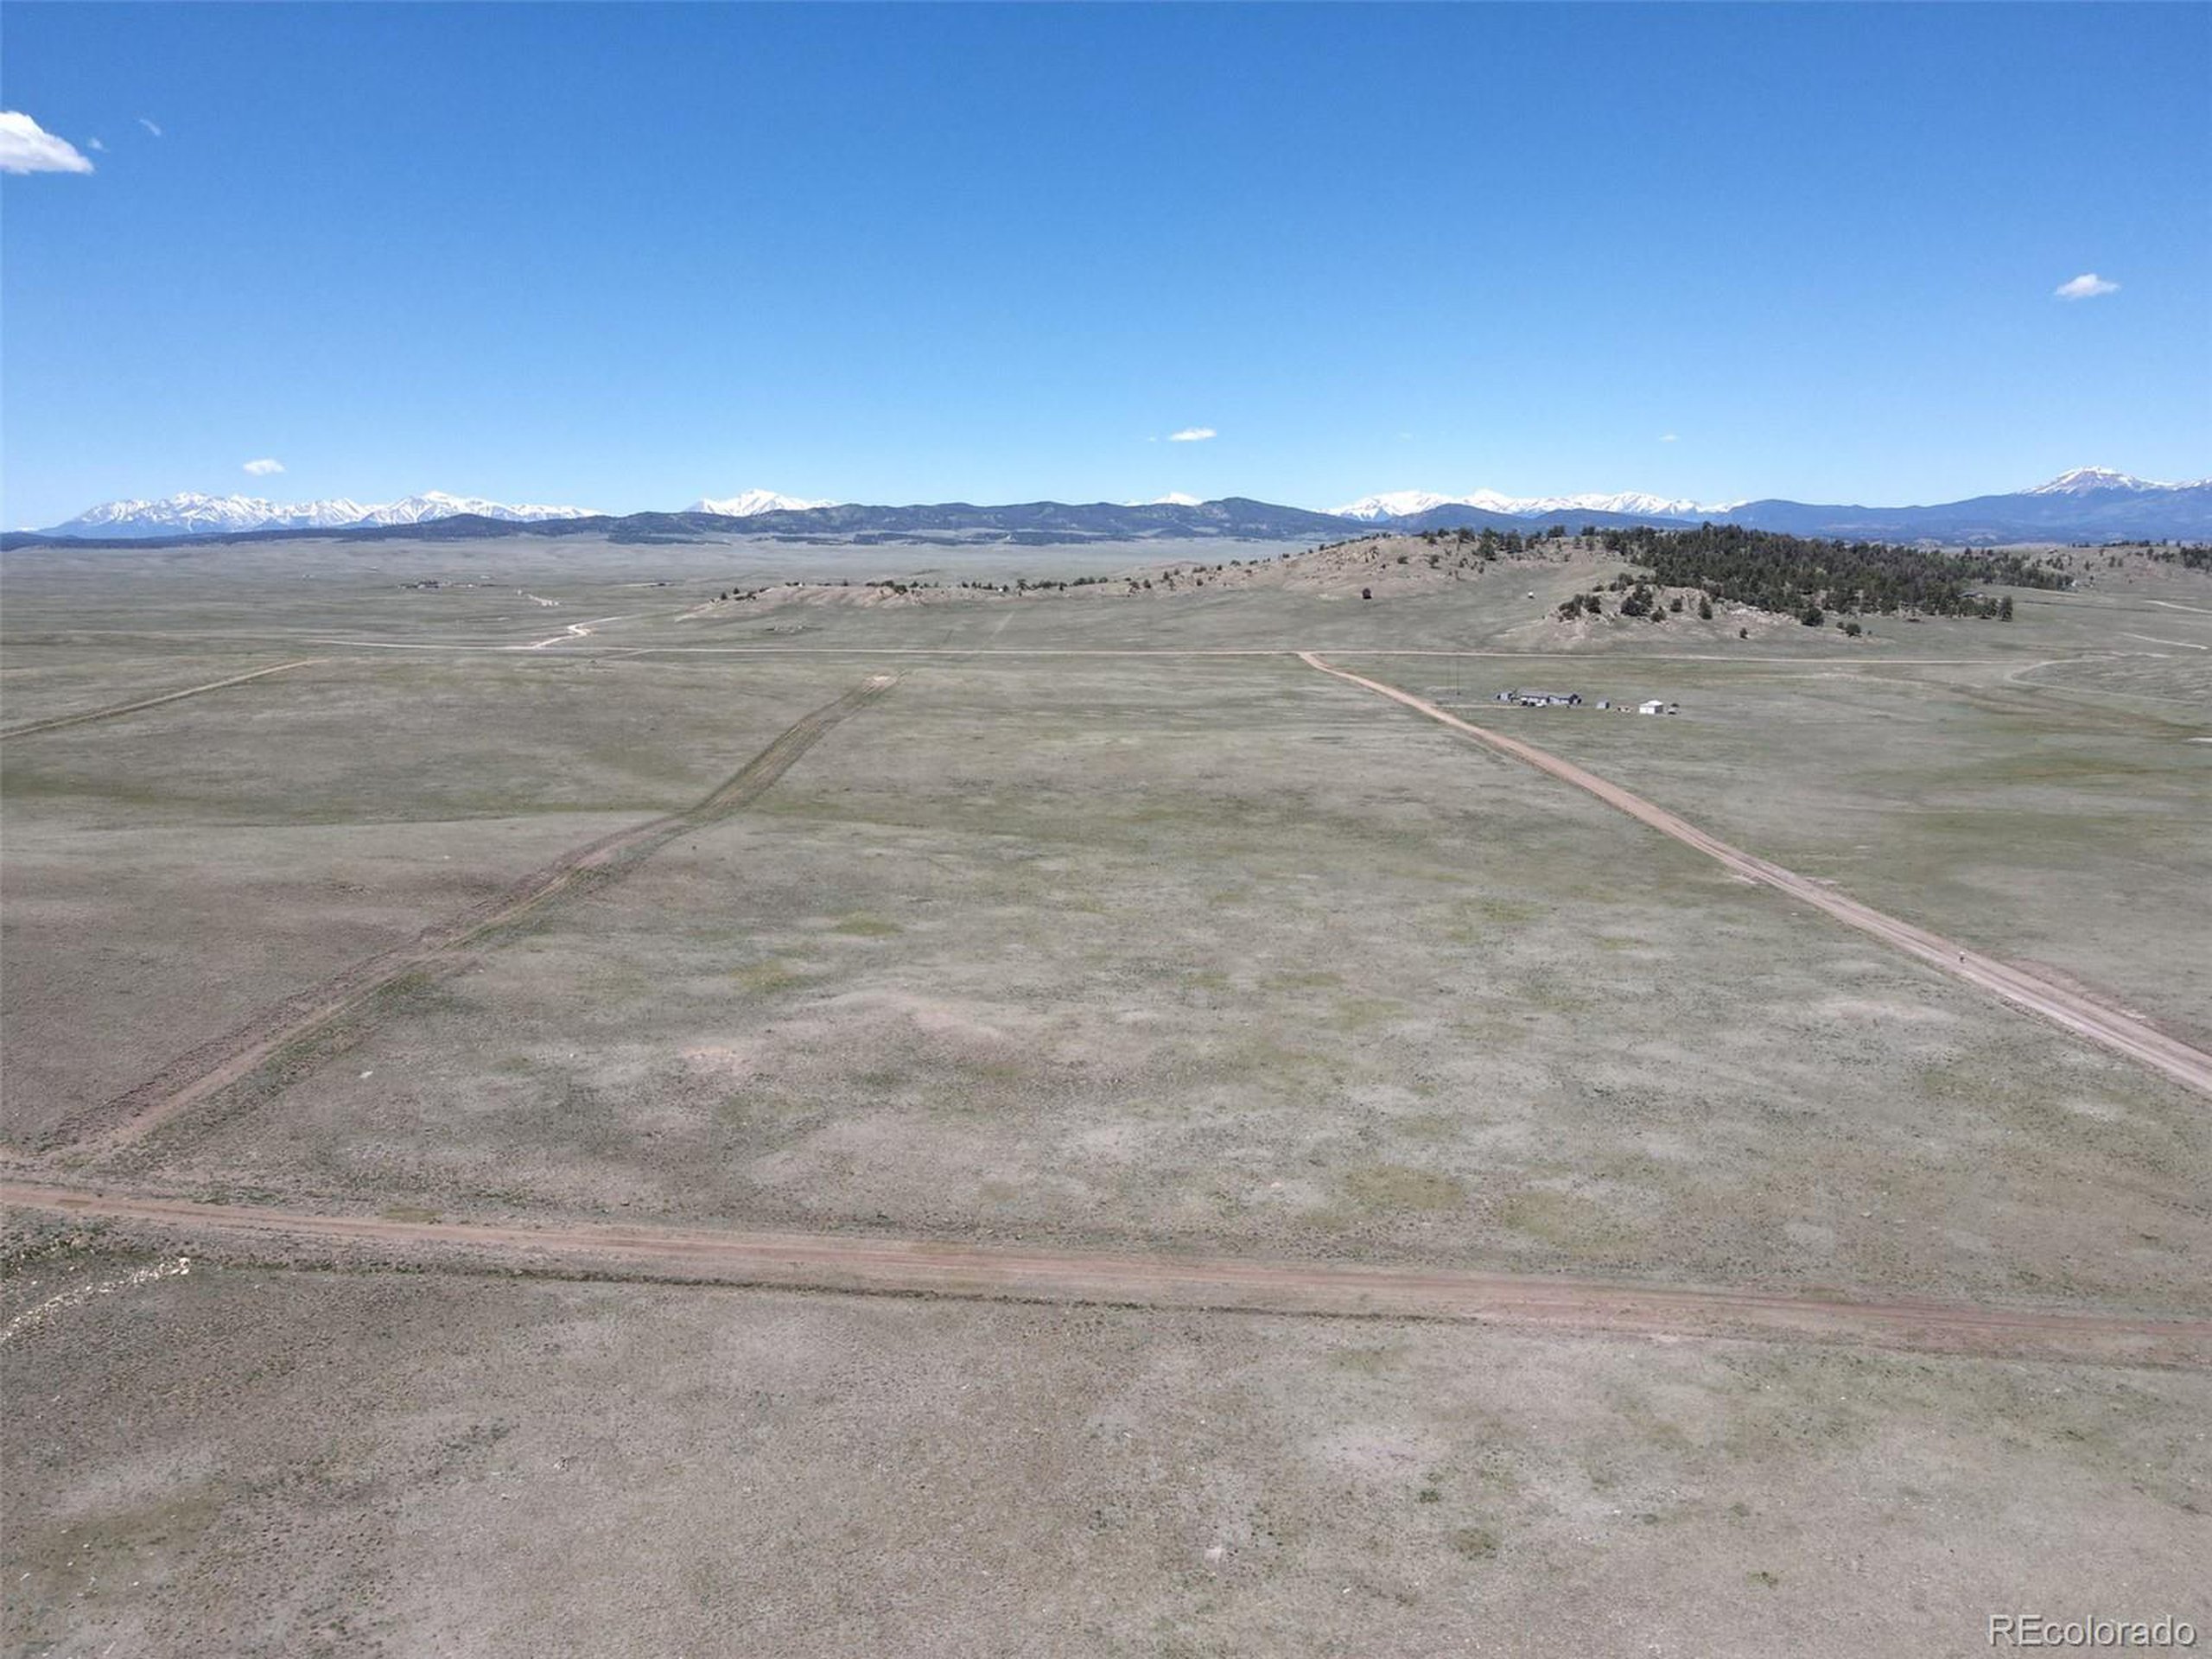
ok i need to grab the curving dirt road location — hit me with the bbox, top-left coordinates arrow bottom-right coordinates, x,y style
1301,653 -> 2212,1099
0,658 -> 320,740
47,674 -> 899,1154
4,1180 -> 2204,1367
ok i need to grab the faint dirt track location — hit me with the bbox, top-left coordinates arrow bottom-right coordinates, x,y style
44,674 -> 898,1154
0,658 -> 320,740
1300,653 -> 2212,1100
3,1181 -> 2205,1368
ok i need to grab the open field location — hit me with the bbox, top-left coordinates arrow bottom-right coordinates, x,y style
4,534 -> 2209,1654
3,1258 -> 2207,1659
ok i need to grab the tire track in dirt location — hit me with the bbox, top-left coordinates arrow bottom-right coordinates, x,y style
0,659 -> 321,740
3,1181 -> 2204,1367
43,674 -> 898,1154
1300,653 -> 2212,1099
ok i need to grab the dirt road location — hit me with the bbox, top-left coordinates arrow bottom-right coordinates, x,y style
4,1180 -> 2204,1366
0,658 -> 319,740
1301,653 -> 2212,1099
48,674 -> 898,1154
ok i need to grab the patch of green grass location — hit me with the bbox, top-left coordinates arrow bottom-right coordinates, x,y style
1324,995 -> 1405,1033
1342,1165 -> 1465,1212
1470,897 -> 1542,926
1449,1526 -> 1498,1560
1327,1343 -> 1407,1375
731,960 -> 817,995
830,914 -> 902,938
1497,1188 -> 1624,1249
371,966 -> 470,1018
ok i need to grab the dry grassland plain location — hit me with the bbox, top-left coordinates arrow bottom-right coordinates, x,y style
4,533 -> 2209,1656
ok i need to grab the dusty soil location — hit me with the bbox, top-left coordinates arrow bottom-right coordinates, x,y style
3,1261 -> 2208,1659
7,1182 -> 2207,1369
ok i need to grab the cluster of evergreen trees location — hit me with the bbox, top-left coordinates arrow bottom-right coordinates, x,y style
2148,543 -> 2212,573
1592,524 -> 2065,618
1409,524 -> 1570,558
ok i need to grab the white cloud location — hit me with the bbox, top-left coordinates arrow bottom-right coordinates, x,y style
1659,433 -> 1679,442
2055,273 -> 2119,301
1168,427 -> 1217,443
0,112 -> 96,175
242,458 -> 285,477
137,117 -> 163,138
86,137 -> 106,152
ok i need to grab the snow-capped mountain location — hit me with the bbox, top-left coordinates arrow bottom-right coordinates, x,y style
26,466 -> 2211,547
687,490 -> 837,517
1333,491 -> 1464,522
2021,467 -> 2203,498
44,491 -> 598,539
353,492 -> 597,525
1522,490 -> 1729,518
48,493 -> 372,537
1333,487 -> 1725,522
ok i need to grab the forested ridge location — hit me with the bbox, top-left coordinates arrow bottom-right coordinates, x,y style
1594,524 -> 2068,618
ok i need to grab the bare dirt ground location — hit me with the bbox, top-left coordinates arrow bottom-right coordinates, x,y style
3,1262 -> 2205,1659
5,1181 -> 2206,1369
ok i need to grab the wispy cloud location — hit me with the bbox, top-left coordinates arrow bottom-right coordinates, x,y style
242,458 -> 285,477
1659,433 -> 1679,443
86,137 -> 106,153
138,116 -> 164,138
2055,273 -> 2118,302
0,112 -> 96,175
1168,427 -> 1217,443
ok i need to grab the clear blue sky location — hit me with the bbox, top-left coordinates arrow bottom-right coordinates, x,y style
4,3 -> 2207,525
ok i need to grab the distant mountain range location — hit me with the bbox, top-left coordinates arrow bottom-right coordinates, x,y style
41,490 -> 601,538
16,468 -> 2210,548
685,490 -> 835,517
1333,488 -> 1725,522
